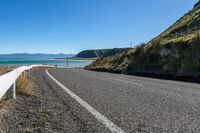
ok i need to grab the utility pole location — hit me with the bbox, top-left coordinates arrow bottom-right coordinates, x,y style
130,42 -> 133,48
66,57 -> 69,68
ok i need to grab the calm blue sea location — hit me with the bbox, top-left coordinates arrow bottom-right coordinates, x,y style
0,58 -> 92,68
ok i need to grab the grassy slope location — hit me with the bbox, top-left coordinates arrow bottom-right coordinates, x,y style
85,49 -> 135,73
86,2 -> 200,77
75,49 -> 110,58
75,48 -> 130,59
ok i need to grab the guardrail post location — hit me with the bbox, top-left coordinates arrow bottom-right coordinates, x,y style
13,82 -> 16,99
0,65 -> 47,100
23,71 -> 26,76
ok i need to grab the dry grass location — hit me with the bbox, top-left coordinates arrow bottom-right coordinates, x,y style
0,67 -> 8,76
16,75 -> 35,96
0,66 -> 16,76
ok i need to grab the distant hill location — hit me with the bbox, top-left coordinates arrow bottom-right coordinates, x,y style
75,48 -> 130,58
75,49 -> 110,58
0,53 -> 75,59
86,2 -> 200,79
85,48 -> 134,73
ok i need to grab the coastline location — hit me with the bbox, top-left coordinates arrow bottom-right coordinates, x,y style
56,57 -> 96,61
0,58 -> 92,68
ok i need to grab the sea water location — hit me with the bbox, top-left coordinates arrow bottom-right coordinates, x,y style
0,58 -> 92,68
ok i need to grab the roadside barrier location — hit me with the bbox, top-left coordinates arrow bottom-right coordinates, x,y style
0,65 -> 46,99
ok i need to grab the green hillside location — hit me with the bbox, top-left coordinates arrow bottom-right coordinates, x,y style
75,49 -> 110,58
85,49 -> 135,73
86,2 -> 200,78
75,48 -> 129,59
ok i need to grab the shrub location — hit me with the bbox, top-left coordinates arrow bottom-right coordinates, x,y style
16,75 -> 35,96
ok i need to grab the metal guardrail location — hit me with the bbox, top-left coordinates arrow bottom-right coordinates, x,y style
0,65 -> 46,99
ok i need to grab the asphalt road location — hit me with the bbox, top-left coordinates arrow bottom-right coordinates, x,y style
46,68 -> 200,133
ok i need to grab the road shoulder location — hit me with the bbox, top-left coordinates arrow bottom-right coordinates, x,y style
0,68 -> 109,133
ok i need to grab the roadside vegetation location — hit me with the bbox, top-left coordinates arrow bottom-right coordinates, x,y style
0,67 -> 9,75
86,49 -> 135,73
127,31 -> 200,78
16,75 -> 35,96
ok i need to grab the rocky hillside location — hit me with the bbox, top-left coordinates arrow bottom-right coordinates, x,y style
86,2 -> 200,78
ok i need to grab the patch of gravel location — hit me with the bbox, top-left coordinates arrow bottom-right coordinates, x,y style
0,68 -> 104,133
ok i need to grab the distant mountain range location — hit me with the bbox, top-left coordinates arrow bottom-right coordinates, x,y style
0,53 -> 75,59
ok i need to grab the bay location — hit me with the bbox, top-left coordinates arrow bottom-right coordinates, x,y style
0,58 -> 92,68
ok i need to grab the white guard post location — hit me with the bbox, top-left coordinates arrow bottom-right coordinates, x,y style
13,81 -> 16,99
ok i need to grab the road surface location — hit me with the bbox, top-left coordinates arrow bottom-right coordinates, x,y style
44,68 -> 200,133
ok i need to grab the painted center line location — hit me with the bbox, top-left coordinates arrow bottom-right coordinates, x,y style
46,69 -> 126,133
112,78 -> 143,86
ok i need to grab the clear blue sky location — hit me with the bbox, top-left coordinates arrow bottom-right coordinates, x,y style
0,0 -> 197,54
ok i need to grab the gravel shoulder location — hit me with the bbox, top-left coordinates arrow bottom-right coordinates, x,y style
0,67 -> 109,133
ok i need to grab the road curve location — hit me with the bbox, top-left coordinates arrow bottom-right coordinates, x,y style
46,68 -> 200,133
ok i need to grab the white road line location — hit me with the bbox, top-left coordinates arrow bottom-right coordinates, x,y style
112,78 -> 143,86
46,70 -> 126,133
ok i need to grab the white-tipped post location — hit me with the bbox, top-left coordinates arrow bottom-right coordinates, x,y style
13,82 -> 16,99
